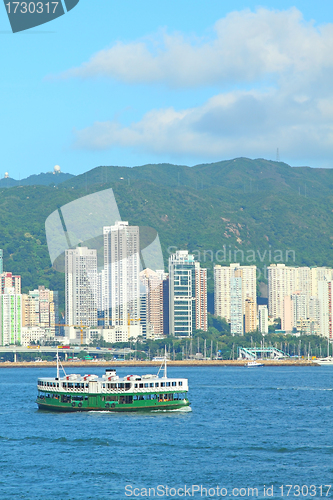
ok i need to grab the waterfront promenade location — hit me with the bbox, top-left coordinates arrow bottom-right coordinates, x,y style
0,359 -> 319,368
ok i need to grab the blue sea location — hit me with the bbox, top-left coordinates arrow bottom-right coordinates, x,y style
0,366 -> 332,500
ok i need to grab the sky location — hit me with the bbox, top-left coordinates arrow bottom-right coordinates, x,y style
1,0 -> 333,178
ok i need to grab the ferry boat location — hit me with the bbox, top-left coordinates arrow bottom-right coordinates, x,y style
36,354 -> 190,412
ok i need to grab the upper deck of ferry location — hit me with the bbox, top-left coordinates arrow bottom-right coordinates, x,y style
37,369 -> 188,394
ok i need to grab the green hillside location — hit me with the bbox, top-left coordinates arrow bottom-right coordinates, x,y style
1,158 -> 332,311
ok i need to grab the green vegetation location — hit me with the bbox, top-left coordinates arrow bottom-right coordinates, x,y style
1,158 -> 333,313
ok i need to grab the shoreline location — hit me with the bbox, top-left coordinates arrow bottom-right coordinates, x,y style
0,359 -> 320,368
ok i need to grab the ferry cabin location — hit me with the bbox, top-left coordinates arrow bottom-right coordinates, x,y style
36,371 -> 189,412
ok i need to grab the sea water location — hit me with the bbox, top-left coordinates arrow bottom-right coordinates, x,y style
0,366 -> 332,500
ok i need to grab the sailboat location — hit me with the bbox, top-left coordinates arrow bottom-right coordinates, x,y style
314,339 -> 333,365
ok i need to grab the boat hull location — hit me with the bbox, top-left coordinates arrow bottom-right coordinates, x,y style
37,396 -> 190,412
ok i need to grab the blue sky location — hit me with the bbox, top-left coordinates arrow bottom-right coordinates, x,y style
1,0 -> 333,178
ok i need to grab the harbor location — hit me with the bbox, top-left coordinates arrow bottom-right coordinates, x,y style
0,358 -> 320,368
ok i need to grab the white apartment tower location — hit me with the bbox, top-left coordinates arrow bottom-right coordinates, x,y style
268,265 -> 333,331
268,264 -> 297,319
214,264 -> 256,322
258,305 -> 268,334
318,280 -> 333,339
230,276 -> 243,335
65,247 -> 98,328
103,221 -> 140,329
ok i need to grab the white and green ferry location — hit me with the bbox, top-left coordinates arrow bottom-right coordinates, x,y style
36,356 -> 190,412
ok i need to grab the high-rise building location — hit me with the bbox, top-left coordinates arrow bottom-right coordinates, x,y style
195,262 -> 208,331
308,296 -> 320,323
1,272 -> 21,294
214,264 -> 256,322
291,292 -> 307,327
282,295 -> 293,332
169,251 -> 207,337
311,267 -> 333,297
268,264 -> 297,320
214,265 -> 231,321
245,297 -> 256,333
0,287 -> 22,346
140,268 -> 164,338
258,305 -> 268,334
156,270 -> 169,335
318,280 -> 333,339
169,250 -> 195,337
268,265 -> 333,321
103,221 -> 140,333
230,276 -> 243,335
65,247 -> 98,328
22,286 -> 59,336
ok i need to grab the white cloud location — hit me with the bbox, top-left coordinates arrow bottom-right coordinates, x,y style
61,7 -> 333,88
73,88 -> 333,162
67,8 -> 333,164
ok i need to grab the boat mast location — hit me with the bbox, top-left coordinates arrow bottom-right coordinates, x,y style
56,347 -> 59,379
164,345 -> 167,378
328,337 -> 330,358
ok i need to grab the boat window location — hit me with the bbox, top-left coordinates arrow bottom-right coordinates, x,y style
102,396 -> 105,401
118,383 -> 124,389
125,395 -> 133,404
172,382 -> 176,386
150,383 -> 154,388
57,383 -> 59,388
166,382 -> 170,387
61,395 -> 71,403
72,395 -> 83,401
63,383 -> 67,388
85,383 -> 89,388
139,383 -> 143,388
68,383 -> 73,388
179,381 -> 183,386
144,383 -> 148,388
111,383 -> 116,389
102,384 -> 105,388
135,384 -> 138,388
106,395 -> 118,401
125,383 -> 130,390
155,383 -> 159,387
133,395 -> 138,401
161,382 -> 165,387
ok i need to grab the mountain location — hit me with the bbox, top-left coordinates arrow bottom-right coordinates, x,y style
0,158 -> 332,310
0,172 -> 74,188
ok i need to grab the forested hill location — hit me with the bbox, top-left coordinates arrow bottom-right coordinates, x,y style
0,171 -> 73,188
0,158 -> 332,309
